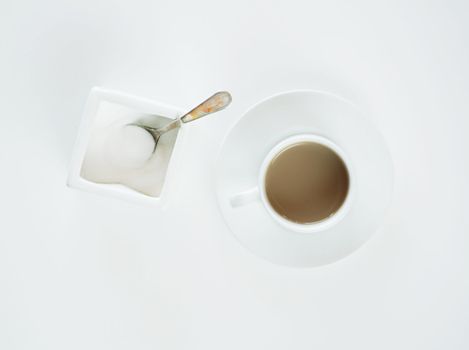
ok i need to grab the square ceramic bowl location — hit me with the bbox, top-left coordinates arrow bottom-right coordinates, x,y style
67,87 -> 185,206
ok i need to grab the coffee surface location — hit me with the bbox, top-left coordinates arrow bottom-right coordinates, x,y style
265,142 -> 349,224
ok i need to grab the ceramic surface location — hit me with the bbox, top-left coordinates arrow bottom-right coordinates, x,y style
216,90 -> 393,267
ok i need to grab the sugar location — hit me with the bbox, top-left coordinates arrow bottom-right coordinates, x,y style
80,101 -> 179,197
105,125 -> 155,169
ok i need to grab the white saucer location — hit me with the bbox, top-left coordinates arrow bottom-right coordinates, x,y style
215,90 -> 393,267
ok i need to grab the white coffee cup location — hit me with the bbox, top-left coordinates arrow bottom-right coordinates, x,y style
229,134 -> 355,234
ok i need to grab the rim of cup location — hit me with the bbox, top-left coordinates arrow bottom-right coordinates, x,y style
258,134 -> 355,234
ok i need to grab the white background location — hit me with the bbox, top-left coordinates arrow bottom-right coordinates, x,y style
1,0 -> 468,349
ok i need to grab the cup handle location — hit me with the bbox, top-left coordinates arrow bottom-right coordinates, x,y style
230,187 -> 260,208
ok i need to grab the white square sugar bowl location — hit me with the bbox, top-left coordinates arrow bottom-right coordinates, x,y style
67,87 -> 186,206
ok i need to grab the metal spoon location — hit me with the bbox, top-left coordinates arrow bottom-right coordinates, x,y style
133,91 -> 232,151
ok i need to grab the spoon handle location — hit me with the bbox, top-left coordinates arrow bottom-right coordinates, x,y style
181,91 -> 232,123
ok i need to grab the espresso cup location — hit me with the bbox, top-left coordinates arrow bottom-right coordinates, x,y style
230,134 -> 355,233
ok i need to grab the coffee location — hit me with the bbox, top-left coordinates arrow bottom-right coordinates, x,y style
264,142 -> 349,224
